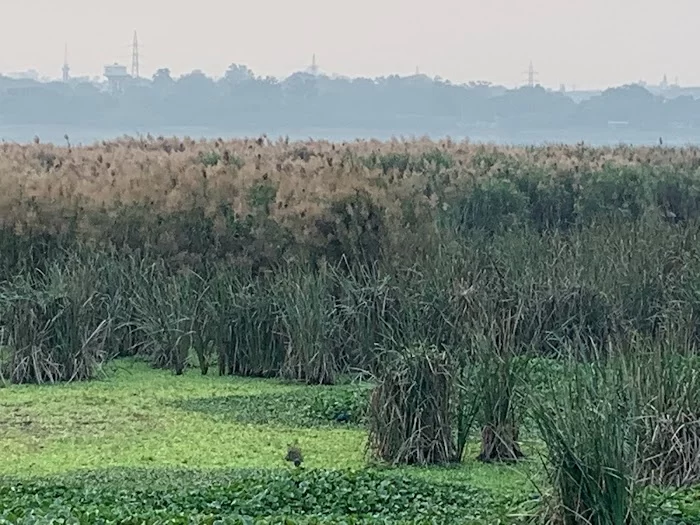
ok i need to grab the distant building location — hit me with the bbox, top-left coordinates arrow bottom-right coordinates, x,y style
104,63 -> 130,94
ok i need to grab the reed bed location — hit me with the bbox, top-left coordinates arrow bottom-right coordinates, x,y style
2,137 -> 700,521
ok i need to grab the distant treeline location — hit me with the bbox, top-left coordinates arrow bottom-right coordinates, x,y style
0,65 -> 699,132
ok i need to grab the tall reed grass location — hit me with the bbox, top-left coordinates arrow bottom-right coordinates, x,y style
531,356 -> 639,525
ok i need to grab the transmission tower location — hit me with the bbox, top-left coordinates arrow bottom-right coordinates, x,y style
523,61 -> 538,87
131,31 -> 140,78
308,53 -> 319,75
62,43 -> 70,83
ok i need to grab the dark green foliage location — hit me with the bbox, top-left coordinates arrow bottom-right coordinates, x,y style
653,169 -> 700,223
639,488 -> 700,524
198,149 -> 245,170
362,151 -> 411,175
247,181 -> 278,216
177,384 -> 371,428
628,343 -> 700,488
85,201 -> 293,273
0,468 -> 504,524
526,284 -> 616,358
333,264 -> 392,370
439,159 -> 700,233
361,149 -> 454,176
0,229 -> 71,283
575,166 -> 649,223
472,332 -> 525,464
514,168 -> 577,230
199,150 -> 221,167
371,245 -> 473,357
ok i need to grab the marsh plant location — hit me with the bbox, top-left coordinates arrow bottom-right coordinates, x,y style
207,269 -> 283,378
531,357 -> 639,525
626,335 -> 700,488
130,266 -> 210,375
367,342 -> 471,465
0,260 -> 113,384
277,262 -> 340,385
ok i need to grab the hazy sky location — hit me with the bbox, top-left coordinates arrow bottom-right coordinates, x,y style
2,0 -> 698,89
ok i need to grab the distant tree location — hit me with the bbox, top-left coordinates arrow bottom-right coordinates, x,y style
223,64 -> 255,86
0,65 -> 695,134
153,68 -> 175,89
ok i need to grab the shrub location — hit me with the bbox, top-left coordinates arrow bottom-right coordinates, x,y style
514,168 -> 577,230
575,165 -> 649,224
198,150 -> 221,167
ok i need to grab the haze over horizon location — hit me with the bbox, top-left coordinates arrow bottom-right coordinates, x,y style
2,0 -> 698,90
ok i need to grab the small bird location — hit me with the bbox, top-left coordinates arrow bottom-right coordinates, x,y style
285,442 -> 303,467
334,411 -> 351,423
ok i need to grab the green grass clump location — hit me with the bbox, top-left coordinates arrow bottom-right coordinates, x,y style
531,360 -> 638,525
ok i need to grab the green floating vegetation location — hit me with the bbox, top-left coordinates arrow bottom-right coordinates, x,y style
0,467 -> 519,524
177,384 -> 371,428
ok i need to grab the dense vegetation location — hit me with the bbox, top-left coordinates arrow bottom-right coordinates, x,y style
1,68 -> 698,132
0,468 -> 515,524
3,137 -> 700,523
